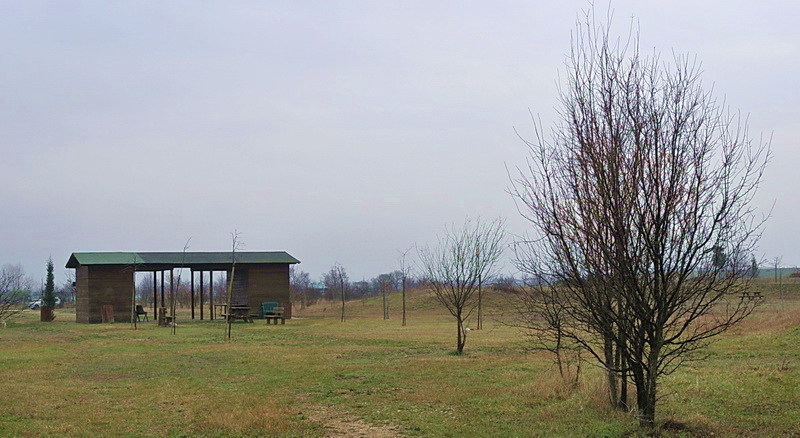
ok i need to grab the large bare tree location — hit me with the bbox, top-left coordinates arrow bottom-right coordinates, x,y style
418,217 -> 505,354
509,11 -> 770,427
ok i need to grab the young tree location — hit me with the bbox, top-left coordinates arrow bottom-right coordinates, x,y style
374,273 -> 394,320
225,231 -> 242,339
509,11 -> 769,427
324,264 -> 349,322
418,217 -> 505,354
773,255 -> 783,283
171,239 -> 191,335
398,248 -> 413,327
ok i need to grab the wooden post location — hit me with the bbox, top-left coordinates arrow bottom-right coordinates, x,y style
209,271 -> 214,320
152,271 -> 157,317
191,269 -> 195,320
200,270 -> 204,320
160,270 -> 165,311
170,269 -> 174,318
131,268 -> 137,329
226,266 -> 236,339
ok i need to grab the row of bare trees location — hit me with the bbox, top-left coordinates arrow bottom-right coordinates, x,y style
290,264 -> 425,312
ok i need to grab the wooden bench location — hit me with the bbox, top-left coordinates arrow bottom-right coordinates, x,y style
264,307 -> 285,325
158,307 -> 171,327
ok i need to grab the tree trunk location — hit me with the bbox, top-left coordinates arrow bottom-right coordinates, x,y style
40,306 -> 53,322
639,374 -> 657,428
631,363 -> 646,423
340,278 -> 346,323
401,278 -> 407,326
604,335 -> 618,408
555,331 -> 564,377
476,278 -> 483,330
619,356 -> 628,410
630,361 -> 657,428
456,319 -> 465,354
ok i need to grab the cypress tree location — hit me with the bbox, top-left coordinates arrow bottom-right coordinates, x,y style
43,257 -> 56,307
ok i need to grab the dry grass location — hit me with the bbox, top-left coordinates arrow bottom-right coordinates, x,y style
0,285 -> 797,437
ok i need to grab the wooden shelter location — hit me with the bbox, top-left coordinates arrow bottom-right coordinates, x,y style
65,251 -> 300,324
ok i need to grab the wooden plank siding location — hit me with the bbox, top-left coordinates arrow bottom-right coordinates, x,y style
246,264 -> 292,319
82,265 -> 133,323
75,266 -> 90,323
229,268 -> 249,305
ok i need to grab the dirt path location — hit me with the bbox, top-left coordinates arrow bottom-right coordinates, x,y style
306,405 -> 406,438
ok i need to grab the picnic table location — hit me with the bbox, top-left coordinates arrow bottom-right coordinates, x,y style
219,304 -> 254,323
740,291 -> 764,301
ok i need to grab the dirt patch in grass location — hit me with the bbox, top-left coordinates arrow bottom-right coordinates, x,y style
656,418 -> 716,438
306,404 -> 406,438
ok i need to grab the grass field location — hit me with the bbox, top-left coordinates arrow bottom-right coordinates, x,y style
0,281 -> 798,437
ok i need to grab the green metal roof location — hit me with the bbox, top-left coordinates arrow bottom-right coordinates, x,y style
66,251 -> 300,269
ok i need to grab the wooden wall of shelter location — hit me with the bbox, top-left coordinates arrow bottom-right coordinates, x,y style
75,265 -> 134,323
229,264 -> 292,319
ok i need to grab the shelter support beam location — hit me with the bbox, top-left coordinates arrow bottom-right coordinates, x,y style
152,271 -> 157,317
191,269 -> 195,320
160,271 -> 165,312
199,270 -> 204,320
170,270 -> 174,317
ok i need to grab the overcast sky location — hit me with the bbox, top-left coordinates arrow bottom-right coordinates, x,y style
1,1 -> 797,284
